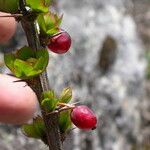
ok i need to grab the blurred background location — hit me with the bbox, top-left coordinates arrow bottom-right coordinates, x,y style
0,0 -> 150,149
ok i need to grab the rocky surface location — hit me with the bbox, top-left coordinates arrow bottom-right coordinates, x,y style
0,0 -> 149,150
131,0 -> 150,50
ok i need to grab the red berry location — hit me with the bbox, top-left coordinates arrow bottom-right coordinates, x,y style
47,30 -> 71,54
70,105 -> 97,130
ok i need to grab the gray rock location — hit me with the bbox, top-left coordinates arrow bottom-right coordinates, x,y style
47,0 -> 146,149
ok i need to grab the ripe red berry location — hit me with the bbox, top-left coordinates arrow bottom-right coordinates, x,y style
47,30 -> 71,54
70,105 -> 97,130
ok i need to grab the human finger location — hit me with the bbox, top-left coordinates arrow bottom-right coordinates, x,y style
0,12 -> 16,43
0,74 -> 38,124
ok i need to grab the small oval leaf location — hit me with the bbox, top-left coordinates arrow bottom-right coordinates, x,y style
59,110 -> 72,133
59,87 -> 72,103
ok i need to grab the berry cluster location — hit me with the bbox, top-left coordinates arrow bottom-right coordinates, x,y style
45,21 -> 97,132
47,30 -> 97,130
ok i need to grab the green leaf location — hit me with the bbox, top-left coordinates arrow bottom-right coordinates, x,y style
26,58 -> 37,65
0,0 -> 50,14
44,13 -> 57,29
13,58 -> 43,78
22,116 -> 45,139
0,0 -> 19,13
42,90 -> 55,100
4,53 -> 15,72
44,12 -> 62,31
41,90 -> 59,112
45,0 -> 51,6
37,12 -> 62,36
33,116 -> 46,137
59,110 -> 72,133
37,14 -> 47,33
34,49 -> 49,70
46,27 -> 60,35
16,46 -> 35,60
27,69 -> 42,77
22,124 -> 40,138
13,59 -> 33,77
59,87 -> 72,103
4,46 -> 49,79
41,98 -> 59,112
26,0 -> 49,13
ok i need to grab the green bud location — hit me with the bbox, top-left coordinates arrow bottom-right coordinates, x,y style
41,90 -> 59,112
59,87 -> 72,103
59,110 -> 72,134
22,116 -> 45,139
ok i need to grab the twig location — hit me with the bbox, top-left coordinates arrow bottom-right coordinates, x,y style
19,0 -> 63,150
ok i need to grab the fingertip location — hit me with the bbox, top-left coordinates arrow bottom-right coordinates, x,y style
0,12 -> 16,43
0,74 -> 38,124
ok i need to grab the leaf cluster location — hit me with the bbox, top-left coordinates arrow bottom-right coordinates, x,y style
22,88 -> 73,143
0,0 -> 51,13
4,46 -> 49,79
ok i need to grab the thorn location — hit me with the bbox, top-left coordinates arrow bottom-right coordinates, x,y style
6,73 -> 15,77
57,103 -> 75,109
13,79 -> 25,83
6,74 -> 27,87
72,101 -> 81,105
0,14 -> 23,18
58,105 -> 74,113
58,101 -> 81,108
0,14 -> 23,22
13,79 -> 28,87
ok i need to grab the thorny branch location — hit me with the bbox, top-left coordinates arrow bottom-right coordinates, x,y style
19,0 -> 63,149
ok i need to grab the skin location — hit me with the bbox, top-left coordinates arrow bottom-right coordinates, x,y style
0,12 -> 16,43
0,12 -> 38,124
